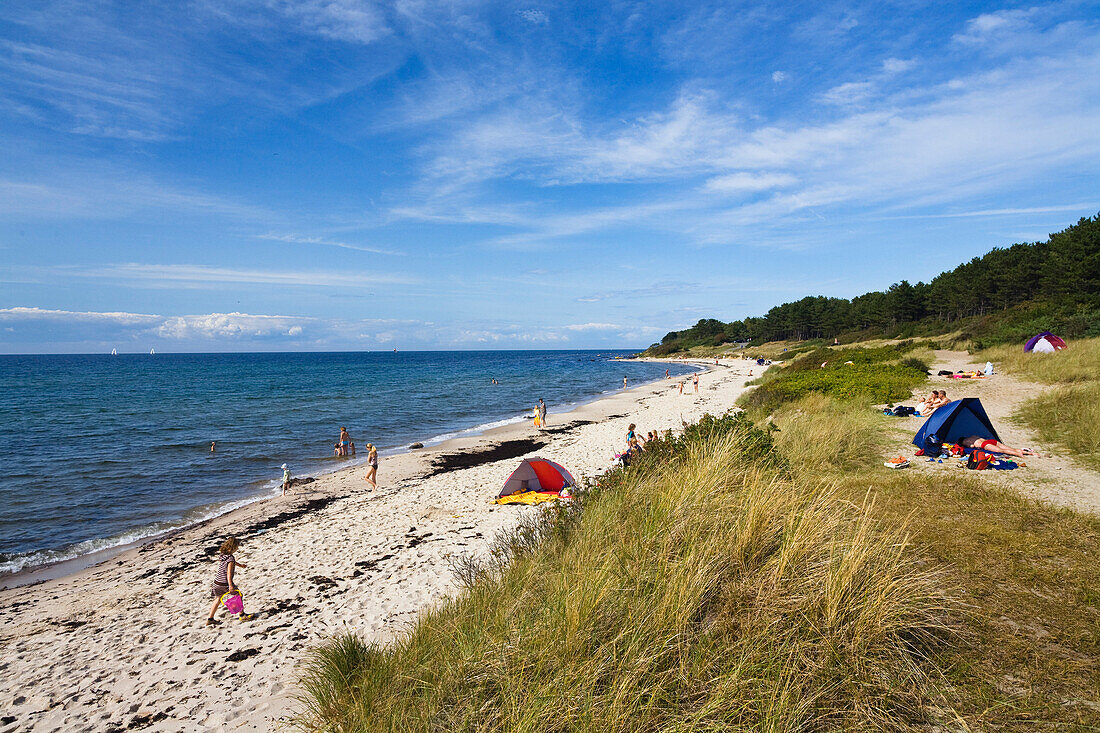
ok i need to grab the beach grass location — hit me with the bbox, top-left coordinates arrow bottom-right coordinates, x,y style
979,336 -> 1100,385
980,337 -> 1100,467
296,413 -> 957,732
771,397 -> 1100,730
1014,384 -> 1100,469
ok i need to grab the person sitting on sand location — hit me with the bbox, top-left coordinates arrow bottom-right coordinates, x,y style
206,536 -> 253,625
917,391 -> 944,417
958,436 -> 1042,458
364,444 -> 378,490
626,424 -> 646,450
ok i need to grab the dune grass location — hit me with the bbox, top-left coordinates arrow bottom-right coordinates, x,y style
978,337 -> 1100,466
1014,384 -> 1100,468
296,414 -> 957,732
770,396 -> 1100,730
979,336 -> 1100,385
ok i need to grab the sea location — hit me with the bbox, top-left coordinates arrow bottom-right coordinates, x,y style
0,350 -> 694,576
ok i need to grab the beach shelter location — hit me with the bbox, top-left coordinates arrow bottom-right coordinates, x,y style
1024,331 -> 1067,353
496,457 -> 575,499
912,398 -> 999,449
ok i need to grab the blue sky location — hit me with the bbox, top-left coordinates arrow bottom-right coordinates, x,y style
1,0 -> 1098,352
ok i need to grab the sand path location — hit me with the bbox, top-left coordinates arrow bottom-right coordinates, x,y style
885,349 -> 1100,514
0,360 -> 751,732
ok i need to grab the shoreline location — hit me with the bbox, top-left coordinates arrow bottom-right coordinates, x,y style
0,356 -> 749,732
1,359 -> 698,587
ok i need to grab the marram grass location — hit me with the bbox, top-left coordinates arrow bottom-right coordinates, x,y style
295,415 -> 957,732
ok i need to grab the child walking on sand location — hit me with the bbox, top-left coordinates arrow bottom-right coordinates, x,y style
206,537 -> 253,625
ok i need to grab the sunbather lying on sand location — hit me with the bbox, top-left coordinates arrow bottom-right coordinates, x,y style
958,436 -> 1042,458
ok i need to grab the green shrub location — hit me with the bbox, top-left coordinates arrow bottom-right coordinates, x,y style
899,356 -> 930,374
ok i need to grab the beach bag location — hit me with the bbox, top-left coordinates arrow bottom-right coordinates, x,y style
220,589 -> 244,615
967,450 -> 993,470
923,433 -> 943,459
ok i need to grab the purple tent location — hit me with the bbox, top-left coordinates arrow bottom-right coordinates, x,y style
1024,331 -> 1067,353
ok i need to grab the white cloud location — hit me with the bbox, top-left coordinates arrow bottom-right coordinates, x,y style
516,9 -> 548,25
155,312 -> 309,339
255,232 -> 401,255
703,172 -> 797,193
563,322 -> 620,331
954,8 -> 1037,44
78,263 -> 417,288
255,0 -> 391,44
818,80 -> 876,106
0,306 -> 162,326
882,57 -> 915,74
771,70 -> 788,83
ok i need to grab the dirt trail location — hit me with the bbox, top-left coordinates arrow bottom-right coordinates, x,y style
885,349 -> 1100,514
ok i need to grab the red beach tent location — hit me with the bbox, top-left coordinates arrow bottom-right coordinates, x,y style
496,458 -> 576,499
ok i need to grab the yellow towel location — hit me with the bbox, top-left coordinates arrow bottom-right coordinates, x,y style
494,491 -> 559,506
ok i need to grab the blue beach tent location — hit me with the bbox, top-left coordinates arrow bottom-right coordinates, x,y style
912,398 -> 999,450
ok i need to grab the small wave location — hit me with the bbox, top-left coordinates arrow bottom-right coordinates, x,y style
413,414 -> 528,450
0,485 -> 281,576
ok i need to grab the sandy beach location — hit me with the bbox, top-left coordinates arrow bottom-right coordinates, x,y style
0,359 -> 754,732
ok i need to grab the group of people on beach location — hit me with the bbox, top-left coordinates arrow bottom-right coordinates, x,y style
532,398 -> 548,429
676,373 -> 700,395
331,427 -> 379,489
618,423 -> 669,467
916,390 -> 950,416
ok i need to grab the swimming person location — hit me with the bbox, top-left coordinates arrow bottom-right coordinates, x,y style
364,444 -> 378,490
281,463 -> 290,495
210,441 -> 216,453
206,536 -> 252,625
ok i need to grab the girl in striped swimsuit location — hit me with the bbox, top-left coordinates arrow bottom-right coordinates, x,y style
206,536 -> 253,625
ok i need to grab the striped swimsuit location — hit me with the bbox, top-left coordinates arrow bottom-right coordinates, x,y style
211,553 -> 234,598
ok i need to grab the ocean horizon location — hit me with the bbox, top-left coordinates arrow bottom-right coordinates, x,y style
0,349 -> 695,575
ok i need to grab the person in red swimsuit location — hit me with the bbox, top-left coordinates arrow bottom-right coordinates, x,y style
958,436 -> 1041,458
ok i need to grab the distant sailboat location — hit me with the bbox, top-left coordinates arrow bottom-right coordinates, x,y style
150,348 -> 156,355
111,348 -> 118,356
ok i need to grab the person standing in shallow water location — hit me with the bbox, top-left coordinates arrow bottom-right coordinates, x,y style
339,426 -> 350,456
623,376 -> 628,389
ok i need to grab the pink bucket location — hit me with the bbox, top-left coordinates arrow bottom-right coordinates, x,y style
221,590 -> 244,615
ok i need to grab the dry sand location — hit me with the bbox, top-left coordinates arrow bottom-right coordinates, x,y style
883,350 -> 1100,514
0,359 -> 753,732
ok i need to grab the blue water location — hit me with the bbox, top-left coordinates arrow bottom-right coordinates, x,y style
0,350 -> 692,574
